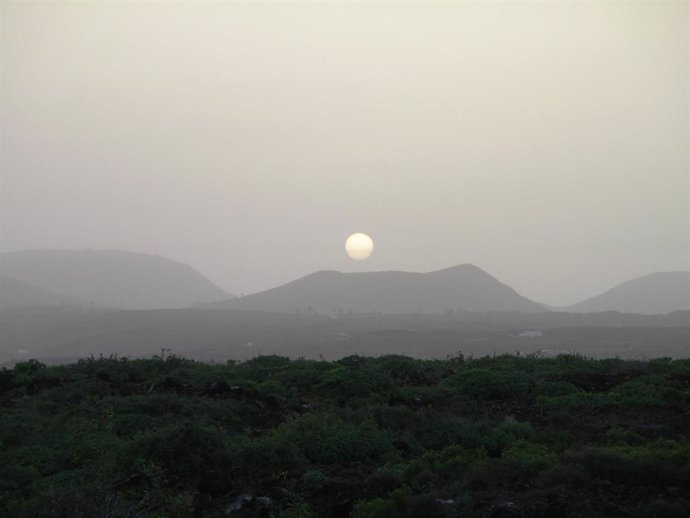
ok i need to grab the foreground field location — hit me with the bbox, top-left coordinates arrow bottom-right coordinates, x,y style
1,354 -> 689,517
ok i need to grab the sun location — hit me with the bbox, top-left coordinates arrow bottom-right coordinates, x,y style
345,233 -> 374,260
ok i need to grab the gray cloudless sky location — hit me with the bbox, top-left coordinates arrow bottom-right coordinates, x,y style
1,1 -> 688,306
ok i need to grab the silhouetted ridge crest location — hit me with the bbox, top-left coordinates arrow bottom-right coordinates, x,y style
566,271 -> 690,315
0,249 -> 231,309
211,263 -> 544,314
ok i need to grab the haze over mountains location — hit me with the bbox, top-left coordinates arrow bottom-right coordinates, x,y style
0,249 -> 688,364
0,249 -> 688,316
565,272 -> 690,315
0,275 -> 85,310
0,249 -> 231,310
210,264 -> 545,314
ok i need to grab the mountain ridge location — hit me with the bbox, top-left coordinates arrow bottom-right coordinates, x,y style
0,249 -> 232,310
565,271 -> 690,315
0,275 -> 87,309
209,263 -> 546,314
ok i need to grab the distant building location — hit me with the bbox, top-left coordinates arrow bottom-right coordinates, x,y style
518,330 -> 543,338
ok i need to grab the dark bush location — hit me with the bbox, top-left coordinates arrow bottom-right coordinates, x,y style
447,369 -> 531,400
640,499 -> 690,518
2,354 -> 688,518
118,424 -> 231,488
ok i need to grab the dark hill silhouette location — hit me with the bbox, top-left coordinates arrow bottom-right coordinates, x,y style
209,263 -> 545,314
0,275 -> 86,309
0,249 -> 231,309
566,272 -> 690,315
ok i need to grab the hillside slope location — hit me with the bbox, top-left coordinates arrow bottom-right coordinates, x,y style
0,275 -> 85,309
566,271 -> 690,315
211,264 -> 545,314
0,249 -> 231,309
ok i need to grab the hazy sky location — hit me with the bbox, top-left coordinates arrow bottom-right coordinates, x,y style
1,1 -> 688,305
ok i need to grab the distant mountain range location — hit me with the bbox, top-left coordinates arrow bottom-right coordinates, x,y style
0,275 -> 86,310
565,272 -> 690,315
0,249 -> 231,310
0,249 -> 687,315
209,264 -> 546,314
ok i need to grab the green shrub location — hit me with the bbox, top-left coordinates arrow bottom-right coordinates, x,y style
533,380 -> 580,397
568,447 -> 684,487
447,369 -> 531,400
502,440 -> 557,467
464,458 -> 541,489
539,462 -> 589,488
640,499 -> 690,518
118,425 -> 231,487
482,421 -> 534,454
352,491 -> 449,518
230,434 -> 307,476
2,354 -> 689,518
275,415 -> 395,464
537,391 -> 615,410
352,497 -> 397,518
317,368 -> 394,404
0,465 -> 40,491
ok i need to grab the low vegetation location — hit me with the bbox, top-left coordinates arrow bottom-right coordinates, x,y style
1,353 -> 689,517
